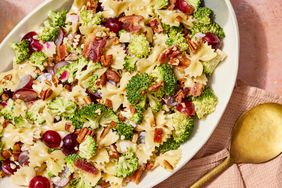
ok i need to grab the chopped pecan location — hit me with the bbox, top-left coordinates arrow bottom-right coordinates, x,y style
163,160 -> 174,171
86,0 -> 98,11
77,128 -> 95,143
1,150 -> 11,159
1,93 -> 9,101
149,18 -> 163,33
104,99 -> 113,108
175,89 -> 185,104
168,0 -> 177,10
96,73 -> 107,87
63,84 -> 72,91
39,88 -> 53,100
2,119 -> 10,128
83,38 -> 107,62
74,159 -> 99,175
148,81 -> 164,92
106,69 -> 120,83
35,163 -> 47,176
56,44 -> 68,62
101,54 -> 113,67
3,74 -> 12,81
100,127 -> 111,139
109,145 -> 120,159
65,123 -> 75,133
131,164 -> 146,184
187,36 -> 202,54
52,75 -> 59,87
119,15 -> 144,33
110,121 -> 116,128
158,46 -> 181,64
153,128 -> 163,143
145,161 -> 155,171
84,96 -> 92,105
129,105 -> 136,114
189,83 -> 204,97
117,112 -> 126,122
13,142 -> 22,161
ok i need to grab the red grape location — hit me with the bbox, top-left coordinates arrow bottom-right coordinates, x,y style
1,160 -> 19,175
22,31 -> 37,42
203,32 -> 221,49
42,130 -> 61,148
30,39 -> 43,52
29,176 -> 50,188
62,133 -> 78,155
176,0 -> 194,14
104,18 -> 123,33
176,100 -> 195,116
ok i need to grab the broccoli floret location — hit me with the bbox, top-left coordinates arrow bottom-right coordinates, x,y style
65,154 -> 81,172
124,56 -> 138,72
148,94 -> 162,113
116,150 -> 139,178
192,87 -> 218,119
79,135 -> 97,159
115,122 -> 134,140
159,137 -> 181,153
128,34 -> 151,58
39,23 -> 60,42
78,63 -> 102,92
126,73 -> 153,107
29,51 -> 47,71
48,97 -> 77,118
191,22 -> 225,39
186,0 -> 202,9
99,108 -> 119,126
171,111 -> 194,144
1,100 -> 26,127
26,101 -> 46,125
151,64 -> 177,96
11,40 -> 30,64
80,10 -> 103,26
166,27 -> 189,52
48,10 -> 67,27
154,0 -> 169,9
194,7 -> 213,25
129,106 -> 144,124
68,178 -> 92,188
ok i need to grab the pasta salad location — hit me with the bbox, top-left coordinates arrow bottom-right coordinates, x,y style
0,0 -> 226,187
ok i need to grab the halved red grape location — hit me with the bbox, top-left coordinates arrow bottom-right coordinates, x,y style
22,31 -> 37,42
16,75 -> 33,90
60,71 -> 69,82
176,100 -> 195,116
176,0 -> 194,14
29,176 -> 50,188
62,133 -> 78,155
13,89 -> 37,102
104,18 -> 123,33
30,39 -> 43,52
1,160 -> 19,175
203,32 -> 221,49
42,130 -> 62,148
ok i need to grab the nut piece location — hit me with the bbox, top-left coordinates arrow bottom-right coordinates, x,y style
148,81 -> 164,92
96,73 -> 107,87
3,74 -> 12,81
145,161 -> 155,171
65,123 -> 75,133
131,164 -> 146,184
187,37 -> 202,54
109,145 -> 120,159
1,93 -> 9,101
39,88 -> 53,100
163,160 -> 174,171
104,99 -> 112,108
77,128 -> 95,143
101,55 -> 113,67
84,96 -> 92,105
105,69 -> 120,83
52,75 -> 59,87
1,150 -> 12,159
2,119 -> 10,128
100,127 -> 110,139
13,143 -> 22,161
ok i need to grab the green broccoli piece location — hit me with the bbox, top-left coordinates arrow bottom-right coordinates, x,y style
48,97 -> 77,118
154,0 -> 169,9
79,135 -> 97,159
194,7 -> 213,25
116,150 -> 139,178
192,87 -> 218,119
65,154 -> 81,172
148,94 -> 162,113
166,27 -> 189,52
80,10 -> 103,26
129,106 -> 144,124
39,22 -> 60,42
151,63 -> 177,96
11,40 -> 30,64
1,100 -> 26,127
115,122 -> 134,140
159,137 -> 181,153
128,34 -> 151,58
68,178 -> 92,188
78,62 -> 102,92
48,10 -> 67,27
99,108 -> 119,126
126,73 -> 153,108
186,0 -> 202,9
124,56 -> 138,72
26,102 -> 46,125
191,22 -> 225,38
29,51 -> 47,71
171,111 -> 194,144
81,75 -> 98,93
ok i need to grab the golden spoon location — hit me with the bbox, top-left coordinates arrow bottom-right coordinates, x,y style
190,103 -> 282,188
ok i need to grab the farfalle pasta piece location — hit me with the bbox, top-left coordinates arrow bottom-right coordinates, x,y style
97,128 -> 119,146
124,0 -> 154,19
92,148 -> 110,165
105,44 -> 126,70
11,166 -> 36,186
102,173 -> 123,188
101,0 -> 131,18
155,10 -> 190,27
156,148 -> 182,172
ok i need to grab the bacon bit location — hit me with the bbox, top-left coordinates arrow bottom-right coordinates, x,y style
74,159 -> 99,175
98,180 -> 111,188
1,150 -> 11,159
117,112 -> 126,122
86,0 -> 98,11
13,143 -> 22,161
100,127 -> 111,139
104,99 -> 113,108
109,145 -> 120,159
101,54 -> 113,67
158,46 -> 181,64
154,128 -> 163,143
186,36 -> 202,54
2,119 -> 10,128
129,105 -> 137,114
163,160 -> 174,171
96,73 -> 107,87
83,38 -> 107,62
149,18 -> 163,33
56,44 -> 68,62
168,0 -> 177,10
110,121 -> 116,128
77,128 -> 95,143
145,161 -> 155,171
131,164 -> 146,184
189,83 -> 204,97
175,88 -> 190,103
105,69 -> 121,83
119,15 -> 144,33
65,123 -> 75,133
1,93 -> 9,101
148,81 -> 164,92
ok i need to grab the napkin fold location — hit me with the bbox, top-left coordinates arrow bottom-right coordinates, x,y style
155,81 -> 282,188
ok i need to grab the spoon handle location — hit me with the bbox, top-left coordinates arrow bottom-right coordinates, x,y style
190,154 -> 234,188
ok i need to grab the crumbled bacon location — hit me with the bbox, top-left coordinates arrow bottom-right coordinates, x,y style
148,81 -> 164,92
119,15 -> 144,33
175,88 -> 190,103
101,54 -> 113,67
74,159 -> 99,175
105,69 -> 121,83
56,44 -> 68,61
83,38 -> 107,62
154,128 -> 163,143
189,83 -> 204,97
104,99 -> 113,108
86,0 -> 98,11
149,18 -> 163,33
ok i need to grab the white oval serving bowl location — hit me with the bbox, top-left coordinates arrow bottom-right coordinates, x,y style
0,0 -> 239,187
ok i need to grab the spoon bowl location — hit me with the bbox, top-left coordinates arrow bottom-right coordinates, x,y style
191,103 -> 282,188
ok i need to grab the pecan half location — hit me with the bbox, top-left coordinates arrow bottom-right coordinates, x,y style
39,88 -> 53,100
56,44 -> 68,62
163,160 -> 174,171
119,15 -> 144,33
96,73 -> 107,87
100,127 -> 111,139
131,164 -> 146,184
1,93 -> 9,101
109,145 -> 120,159
13,142 -> 22,161
101,54 -> 113,67
145,161 -> 155,171
106,69 -> 120,83
187,36 -> 202,54
2,120 -> 10,128
83,38 -> 107,62
104,99 -> 113,108
77,128 -> 95,143
158,46 -> 181,64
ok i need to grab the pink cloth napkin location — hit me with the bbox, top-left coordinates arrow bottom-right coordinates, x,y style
155,81 -> 282,188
